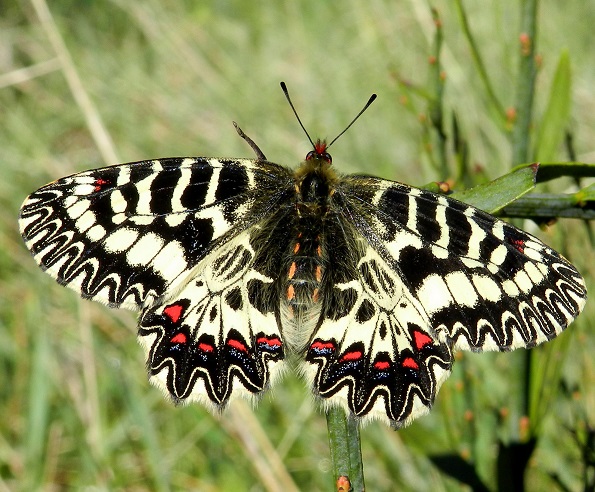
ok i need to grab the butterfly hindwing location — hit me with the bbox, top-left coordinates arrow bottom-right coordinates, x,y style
300,175 -> 586,426
304,238 -> 453,427
138,228 -> 285,410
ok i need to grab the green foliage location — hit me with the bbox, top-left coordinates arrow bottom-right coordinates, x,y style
534,51 -> 572,162
1,1 -> 594,491
451,164 -> 538,213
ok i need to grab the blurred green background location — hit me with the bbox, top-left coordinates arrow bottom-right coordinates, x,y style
1,1 -> 594,490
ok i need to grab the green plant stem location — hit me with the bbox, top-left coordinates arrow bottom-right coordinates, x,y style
508,1 -> 539,452
511,0 -> 539,166
454,0 -> 507,125
500,194 -> 595,219
428,8 -> 448,180
326,407 -> 364,491
528,161 -> 595,182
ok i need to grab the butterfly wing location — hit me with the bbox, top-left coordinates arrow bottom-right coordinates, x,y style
303,175 -> 586,427
19,157 -> 291,309
138,226 -> 286,410
345,178 -> 586,350
20,157 -> 294,408
304,233 -> 453,427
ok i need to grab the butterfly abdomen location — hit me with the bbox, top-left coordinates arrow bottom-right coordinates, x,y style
284,160 -> 335,314
285,220 -> 324,311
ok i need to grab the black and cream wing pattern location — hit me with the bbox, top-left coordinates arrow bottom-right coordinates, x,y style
19,147 -> 586,427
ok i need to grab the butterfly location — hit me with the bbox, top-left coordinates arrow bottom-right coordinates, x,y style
18,84 -> 586,427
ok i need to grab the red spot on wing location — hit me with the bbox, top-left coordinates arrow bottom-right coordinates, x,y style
402,357 -> 419,370
257,336 -> 282,348
413,330 -> 433,350
256,336 -> 283,350
310,340 -> 336,354
508,238 -> 525,254
374,360 -> 390,370
198,342 -> 214,353
227,339 -> 248,353
170,333 -> 187,344
93,178 -> 110,192
340,351 -> 363,363
164,304 -> 184,324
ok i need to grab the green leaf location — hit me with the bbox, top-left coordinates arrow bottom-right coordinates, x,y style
575,181 -> 595,204
451,164 -> 538,214
534,51 -> 572,161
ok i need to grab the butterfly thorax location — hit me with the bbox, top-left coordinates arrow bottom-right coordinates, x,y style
294,152 -> 337,205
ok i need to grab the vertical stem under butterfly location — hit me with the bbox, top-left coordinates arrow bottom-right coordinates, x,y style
510,0 -> 538,438
325,407 -> 364,491
497,2 -> 540,490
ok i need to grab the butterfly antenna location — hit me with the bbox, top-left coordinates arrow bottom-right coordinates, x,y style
233,121 -> 267,160
327,93 -> 377,149
280,81 -> 316,150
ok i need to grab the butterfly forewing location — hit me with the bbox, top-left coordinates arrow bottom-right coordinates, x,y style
19,145 -> 587,427
339,177 -> 586,349
19,157 -> 293,309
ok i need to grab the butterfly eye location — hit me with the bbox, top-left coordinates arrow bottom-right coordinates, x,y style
306,150 -> 332,163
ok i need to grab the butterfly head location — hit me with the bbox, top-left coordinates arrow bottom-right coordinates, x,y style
306,139 -> 332,164
281,81 -> 376,168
